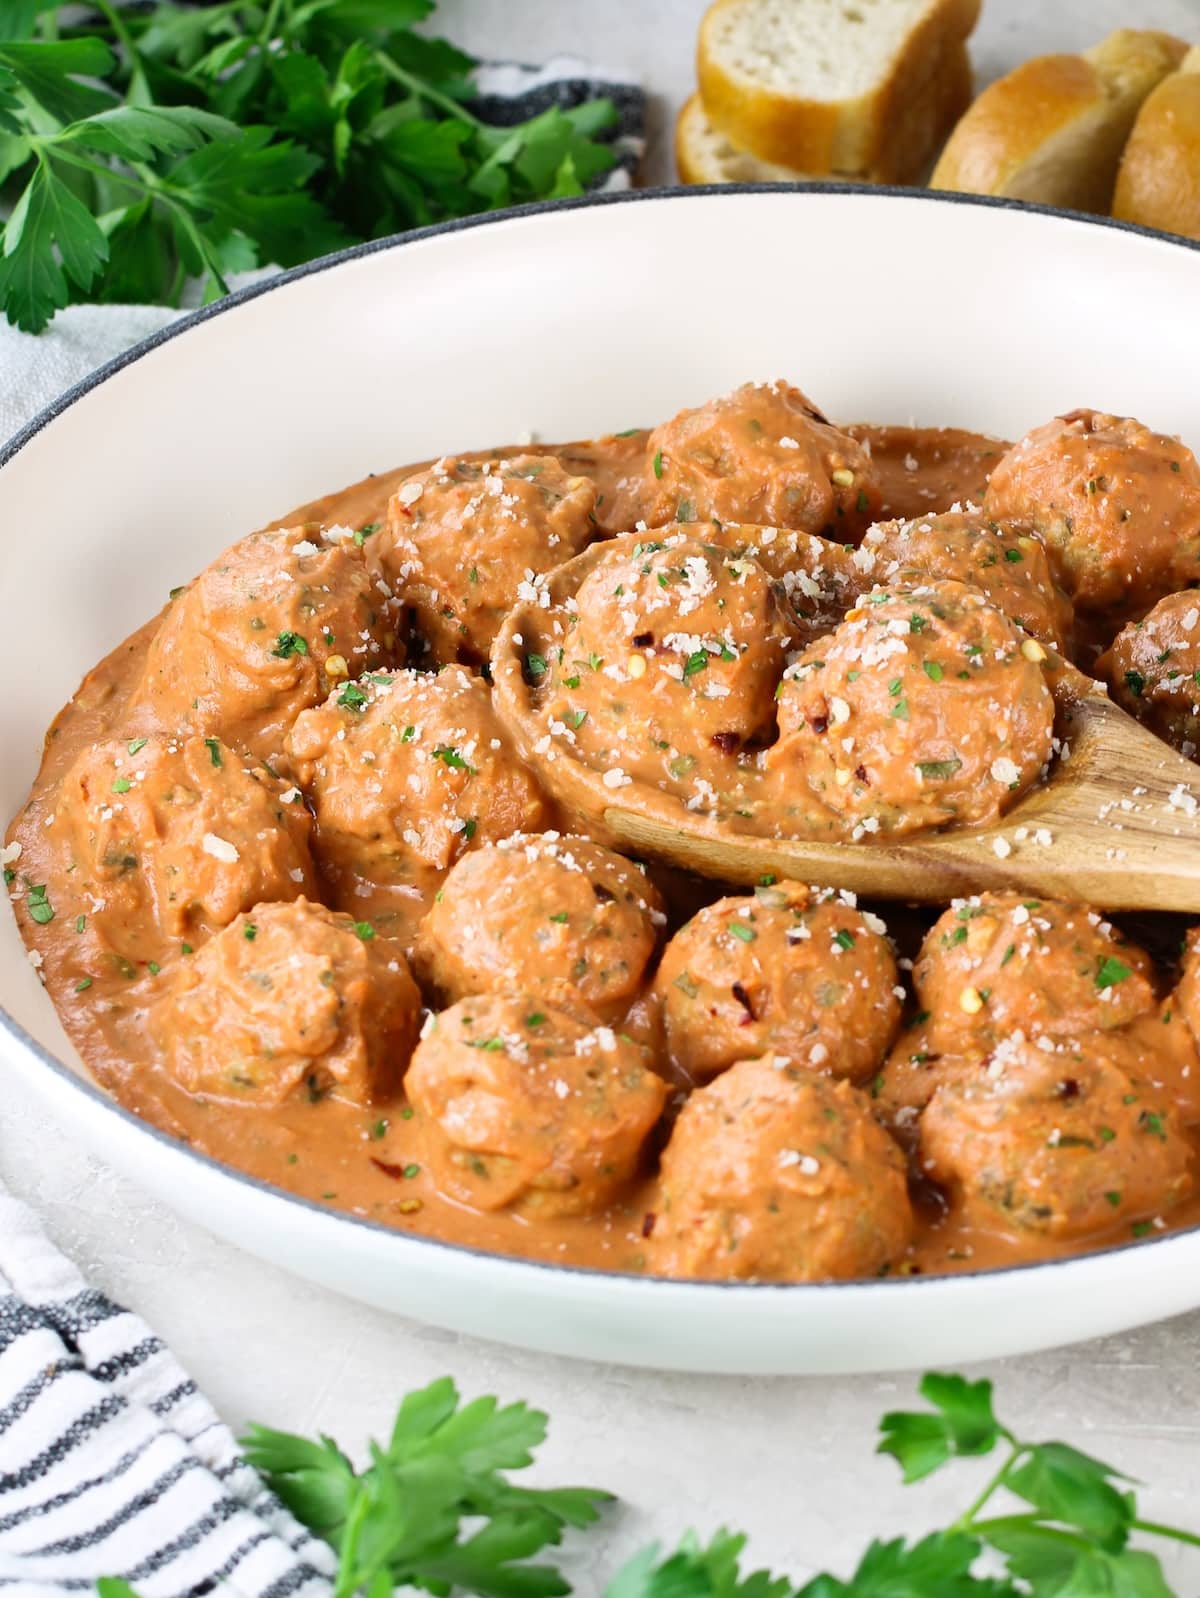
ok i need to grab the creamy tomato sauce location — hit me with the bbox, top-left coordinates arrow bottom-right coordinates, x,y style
9,396 -> 1200,1285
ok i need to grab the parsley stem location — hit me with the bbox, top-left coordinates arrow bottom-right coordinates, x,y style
88,0 -> 151,103
373,51 -> 484,127
1132,1518 -> 1200,1550
952,1438 -> 1026,1531
331,1486 -> 370,1598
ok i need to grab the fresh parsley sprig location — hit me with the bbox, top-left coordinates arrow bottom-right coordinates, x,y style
241,1375 -> 611,1598
603,1372 -> 1200,1598
0,0 -> 619,333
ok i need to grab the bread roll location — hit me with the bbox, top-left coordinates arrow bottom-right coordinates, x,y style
931,28 -> 1188,213
1113,44 -> 1200,240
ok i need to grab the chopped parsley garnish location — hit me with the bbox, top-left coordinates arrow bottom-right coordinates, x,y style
462,819 -> 477,840
923,661 -> 943,682
401,725 -> 416,742
431,746 -> 476,773
272,631 -> 309,659
568,709 -> 588,729
856,488 -> 869,513
676,499 -> 695,523
888,678 -> 903,696
75,914 -> 85,933
1124,669 -> 1145,698
1001,943 -> 1015,966
244,923 -> 257,941
615,427 -> 640,437
526,1012 -> 547,1027
337,682 -> 369,712
1096,956 -> 1131,990
403,1164 -> 420,1180
74,977 -> 92,993
354,921 -> 375,941
891,698 -> 910,720
549,911 -> 569,924
834,928 -> 855,950
729,921 -> 756,942
1004,548 -> 1023,562
205,737 -> 222,767
916,758 -> 962,781
465,1037 -> 505,1051
111,777 -> 131,793
587,653 -> 603,672
909,614 -> 927,634
147,960 -> 161,975
27,884 -> 54,925
354,522 -> 381,546
652,449 -> 664,479
525,652 -> 548,678
683,650 -> 709,678
371,1118 -> 389,1139
127,737 -> 148,755
1131,1220 -> 1153,1237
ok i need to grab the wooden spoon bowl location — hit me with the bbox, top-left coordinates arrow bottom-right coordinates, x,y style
491,542 -> 1200,912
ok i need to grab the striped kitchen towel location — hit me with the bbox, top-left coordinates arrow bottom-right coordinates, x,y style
0,1186 -> 336,1598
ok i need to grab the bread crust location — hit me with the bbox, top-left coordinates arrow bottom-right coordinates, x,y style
1112,46 -> 1200,240
697,0 -> 980,180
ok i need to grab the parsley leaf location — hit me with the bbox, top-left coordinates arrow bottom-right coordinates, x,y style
878,1373 -> 1001,1482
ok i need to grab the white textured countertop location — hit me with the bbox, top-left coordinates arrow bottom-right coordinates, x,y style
6,0 -> 1200,1587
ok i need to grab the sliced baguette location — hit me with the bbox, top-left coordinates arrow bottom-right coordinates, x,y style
677,92 -> 840,183
1113,45 -> 1200,240
931,28 -> 1189,213
696,0 -> 980,181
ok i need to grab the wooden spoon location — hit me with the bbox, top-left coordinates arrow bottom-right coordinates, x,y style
492,545 -> 1200,912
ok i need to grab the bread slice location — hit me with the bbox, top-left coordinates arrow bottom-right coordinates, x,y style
1113,45 -> 1200,240
931,28 -> 1189,213
696,0 -> 980,182
676,92 -> 837,183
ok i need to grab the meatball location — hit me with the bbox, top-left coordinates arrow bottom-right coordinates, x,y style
851,506 -> 1071,649
985,410 -> 1200,615
416,833 -> 665,1020
55,735 -> 316,968
654,883 -> 901,1083
1098,590 -> 1200,758
647,1057 -> 913,1282
372,455 -> 595,666
636,380 -> 882,539
545,535 -> 793,793
148,899 -> 420,1107
284,666 -> 547,902
130,526 -> 394,757
406,997 -> 668,1217
914,892 -> 1157,1054
771,580 -> 1054,835
920,1032 -> 1193,1239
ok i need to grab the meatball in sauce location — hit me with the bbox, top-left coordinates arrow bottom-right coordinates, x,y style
771,581 -> 1055,836
406,996 -> 668,1218
416,832 -> 665,1022
635,380 -> 882,538
647,1057 -> 914,1282
372,454 -> 595,667
654,882 -> 901,1084
985,410 -> 1200,620
129,525 -> 395,759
